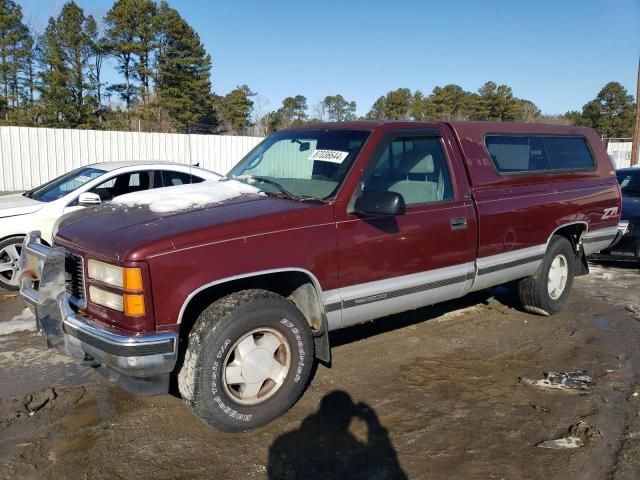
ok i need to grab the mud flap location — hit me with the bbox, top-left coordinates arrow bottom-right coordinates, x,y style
575,249 -> 589,277
313,321 -> 331,365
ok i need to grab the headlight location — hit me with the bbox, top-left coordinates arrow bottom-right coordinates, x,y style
87,259 -> 145,315
88,259 -> 124,287
89,286 -> 124,311
87,259 -> 143,290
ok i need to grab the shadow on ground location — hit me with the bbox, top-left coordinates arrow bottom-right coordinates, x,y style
267,390 -> 407,480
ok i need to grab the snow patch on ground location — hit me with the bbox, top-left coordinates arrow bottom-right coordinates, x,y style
112,180 -> 260,213
0,308 -> 36,335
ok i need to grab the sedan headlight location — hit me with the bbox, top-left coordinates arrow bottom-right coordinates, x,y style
87,259 -> 145,315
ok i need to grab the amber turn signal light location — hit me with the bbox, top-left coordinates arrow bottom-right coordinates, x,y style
123,267 -> 143,291
124,294 -> 145,316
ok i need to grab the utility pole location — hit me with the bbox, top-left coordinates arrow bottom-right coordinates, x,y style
632,56 -> 640,166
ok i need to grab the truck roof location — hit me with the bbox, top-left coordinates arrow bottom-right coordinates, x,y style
282,120 -> 595,136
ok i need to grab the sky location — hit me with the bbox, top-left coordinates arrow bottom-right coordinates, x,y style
18,0 -> 640,116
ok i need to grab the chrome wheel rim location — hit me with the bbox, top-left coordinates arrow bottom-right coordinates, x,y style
548,254 -> 568,300
222,327 -> 291,406
0,242 -> 22,287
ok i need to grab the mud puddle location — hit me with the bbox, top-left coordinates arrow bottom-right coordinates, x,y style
0,330 -> 100,398
0,385 -> 129,479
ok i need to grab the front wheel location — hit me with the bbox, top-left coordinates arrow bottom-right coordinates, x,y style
178,289 -> 315,432
0,237 -> 25,291
518,235 -> 576,316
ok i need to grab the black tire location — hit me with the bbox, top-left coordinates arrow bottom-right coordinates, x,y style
0,236 -> 24,291
518,235 -> 575,316
178,289 -> 315,432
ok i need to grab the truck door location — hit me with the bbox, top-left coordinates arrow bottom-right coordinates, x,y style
335,128 -> 477,328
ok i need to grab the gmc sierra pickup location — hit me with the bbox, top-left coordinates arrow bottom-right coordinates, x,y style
19,121 -> 624,431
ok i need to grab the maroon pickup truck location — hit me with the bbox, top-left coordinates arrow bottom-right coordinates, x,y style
19,121 -> 623,432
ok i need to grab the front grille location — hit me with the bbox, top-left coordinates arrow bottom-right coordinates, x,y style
65,251 -> 85,304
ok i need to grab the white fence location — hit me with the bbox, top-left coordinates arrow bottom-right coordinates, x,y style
0,126 -> 264,191
605,140 -> 635,169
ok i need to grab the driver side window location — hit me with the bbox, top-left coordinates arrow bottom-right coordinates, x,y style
362,136 -> 454,206
89,171 -> 152,201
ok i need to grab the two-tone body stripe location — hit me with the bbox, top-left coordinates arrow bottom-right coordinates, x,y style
582,233 -> 616,244
322,228 -> 615,319
339,272 -> 472,310
323,245 -> 549,317
581,226 -> 619,255
477,254 -> 545,276
322,264 -> 474,320
324,302 -> 341,313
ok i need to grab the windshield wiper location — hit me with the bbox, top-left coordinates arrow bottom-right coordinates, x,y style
245,176 -> 302,201
225,175 -> 327,203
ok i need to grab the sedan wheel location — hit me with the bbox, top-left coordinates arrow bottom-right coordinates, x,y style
0,238 -> 24,290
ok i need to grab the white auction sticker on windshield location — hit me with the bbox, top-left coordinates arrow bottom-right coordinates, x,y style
75,175 -> 91,183
309,149 -> 349,164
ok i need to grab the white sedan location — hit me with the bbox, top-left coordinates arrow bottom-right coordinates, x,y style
0,161 -> 221,290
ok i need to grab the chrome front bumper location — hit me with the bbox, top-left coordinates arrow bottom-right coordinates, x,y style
18,232 -> 178,393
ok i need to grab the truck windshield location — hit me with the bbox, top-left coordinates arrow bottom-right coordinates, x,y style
25,167 -> 106,202
227,129 -> 370,200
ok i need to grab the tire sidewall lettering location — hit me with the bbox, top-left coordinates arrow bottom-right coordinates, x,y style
210,337 -> 253,421
208,318 -> 306,423
280,318 -> 305,383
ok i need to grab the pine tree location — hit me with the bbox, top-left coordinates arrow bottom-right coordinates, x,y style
0,0 -> 30,114
213,85 -> 254,134
37,17 -> 73,125
365,88 -> 412,120
105,0 -> 157,109
154,1 -> 214,131
105,0 -> 138,109
20,32 -> 35,105
272,95 -> 307,128
134,0 -> 156,103
472,81 -> 521,121
318,94 -> 356,121
86,15 -> 107,107
58,2 -> 95,124
575,82 -> 636,137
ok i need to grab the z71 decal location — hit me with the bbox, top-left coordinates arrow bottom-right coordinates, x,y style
602,207 -> 619,219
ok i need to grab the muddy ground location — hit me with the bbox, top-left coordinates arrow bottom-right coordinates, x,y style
0,262 -> 639,480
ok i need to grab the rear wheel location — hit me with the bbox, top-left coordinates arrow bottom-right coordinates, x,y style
518,235 -> 575,316
0,237 -> 24,291
178,289 -> 314,432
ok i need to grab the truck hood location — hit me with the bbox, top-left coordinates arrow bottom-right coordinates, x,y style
55,193 -> 326,260
0,193 -> 44,218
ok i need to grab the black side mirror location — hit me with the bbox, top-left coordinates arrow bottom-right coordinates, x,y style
353,190 -> 406,217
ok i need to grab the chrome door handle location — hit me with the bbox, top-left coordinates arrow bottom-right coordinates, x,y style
450,217 -> 468,231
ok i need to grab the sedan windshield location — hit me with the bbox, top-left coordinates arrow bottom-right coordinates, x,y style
227,129 -> 370,200
617,170 -> 640,196
26,167 -> 106,202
